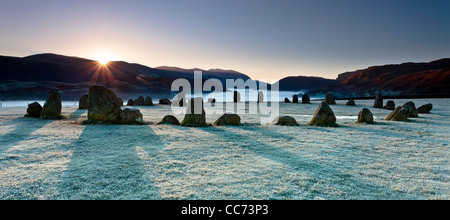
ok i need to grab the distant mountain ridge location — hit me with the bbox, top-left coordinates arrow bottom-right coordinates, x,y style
0,53 -> 449,100
0,53 -> 253,100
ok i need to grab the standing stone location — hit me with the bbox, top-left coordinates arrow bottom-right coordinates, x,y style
357,108 -> 374,124
87,85 -> 122,122
159,98 -> 171,105
144,96 -> 153,106
119,108 -> 144,125
181,98 -> 207,127
213,114 -> 241,126
302,93 -> 311,104
26,102 -> 43,118
386,106 -> 410,121
346,99 -> 356,106
417,104 -> 433,113
258,91 -> 264,103
293,95 -> 299,103
384,101 -> 395,110
309,102 -> 337,126
118,98 -> 124,106
272,116 -> 299,126
41,88 -> 62,118
403,101 -> 419,118
127,99 -> 134,106
157,115 -> 181,125
325,92 -> 336,105
79,94 -> 89,109
373,93 -> 383,108
234,91 -> 241,103
175,90 -> 187,107
134,96 -> 145,106
284,98 -> 291,103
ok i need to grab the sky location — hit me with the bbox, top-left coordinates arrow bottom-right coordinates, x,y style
1,0 -> 449,80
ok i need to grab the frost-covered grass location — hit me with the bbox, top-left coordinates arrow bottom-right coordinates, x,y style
0,99 -> 449,200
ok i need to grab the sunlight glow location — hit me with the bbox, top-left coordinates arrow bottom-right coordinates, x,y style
98,59 -> 109,65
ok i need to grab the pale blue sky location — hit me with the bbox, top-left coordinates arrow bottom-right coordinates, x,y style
1,0 -> 449,80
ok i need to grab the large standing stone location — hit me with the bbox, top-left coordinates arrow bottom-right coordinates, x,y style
417,104 -> 433,113
272,116 -> 299,126
292,95 -> 299,103
357,108 -> 374,124
159,98 -> 171,105
284,98 -> 291,103
302,93 -> 310,104
26,102 -> 43,118
234,91 -> 241,103
373,93 -> 383,108
87,85 -> 122,122
127,99 -> 134,106
325,92 -> 336,105
41,88 -> 62,118
181,98 -> 207,127
258,91 -> 264,103
119,108 -> 144,125
213,114 -> 241,126
403,101 -> 419,118
118,98 -> 124,107
79,94 -> 89,109
309,102 -> 337,126
144,96 -> 153,106
384,101 -> 395,110
386,106 -> 410,121
157,115 -> 181,125
417,103 -> 433,114
346,99 -> 356,106
134,96 -> 145,106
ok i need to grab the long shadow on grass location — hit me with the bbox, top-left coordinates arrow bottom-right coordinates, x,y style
68,109 -> 86,120
199,126 -> 416,199
57,124 -> 165,200
0,117 -> 52,155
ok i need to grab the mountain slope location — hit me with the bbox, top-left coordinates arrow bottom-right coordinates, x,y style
335,58 -> 450,95
0,53 -> 253,100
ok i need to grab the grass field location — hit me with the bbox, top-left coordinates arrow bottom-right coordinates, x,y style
0,99 -> 448,200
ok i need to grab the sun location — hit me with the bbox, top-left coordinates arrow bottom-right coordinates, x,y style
98,59 -> 109,65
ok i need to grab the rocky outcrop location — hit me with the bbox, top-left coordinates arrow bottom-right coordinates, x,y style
26,102 -> 43,118
284,98 -> 291,103
417,104 -> 433,113
386,106 -> 410,121
118,98 -> 124,106
234,91 -> 241,103
157,115 -> 181,125
159,98 -> 171,105
293,95 -> 299,103
134,96 -> 145,106
403,101 -> 419,118
302,93 -> 310,104
258,91 -> 264,103
119,108 -> 144,125
213,114 -> 241,126
181,98 -> 207,127
144,96 -> 153,106
41,88 -> 62,119
87,85 -> 123,122
127,99 -> 134,106
272,116 -> 299,126
373,93 -> 383,108
346,99 -> 356,106
309,102 -> 337,126
325,92 -> 336,105
357,108 -> 374,124
79,94 -> 89,109
384,101 -> 395,110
